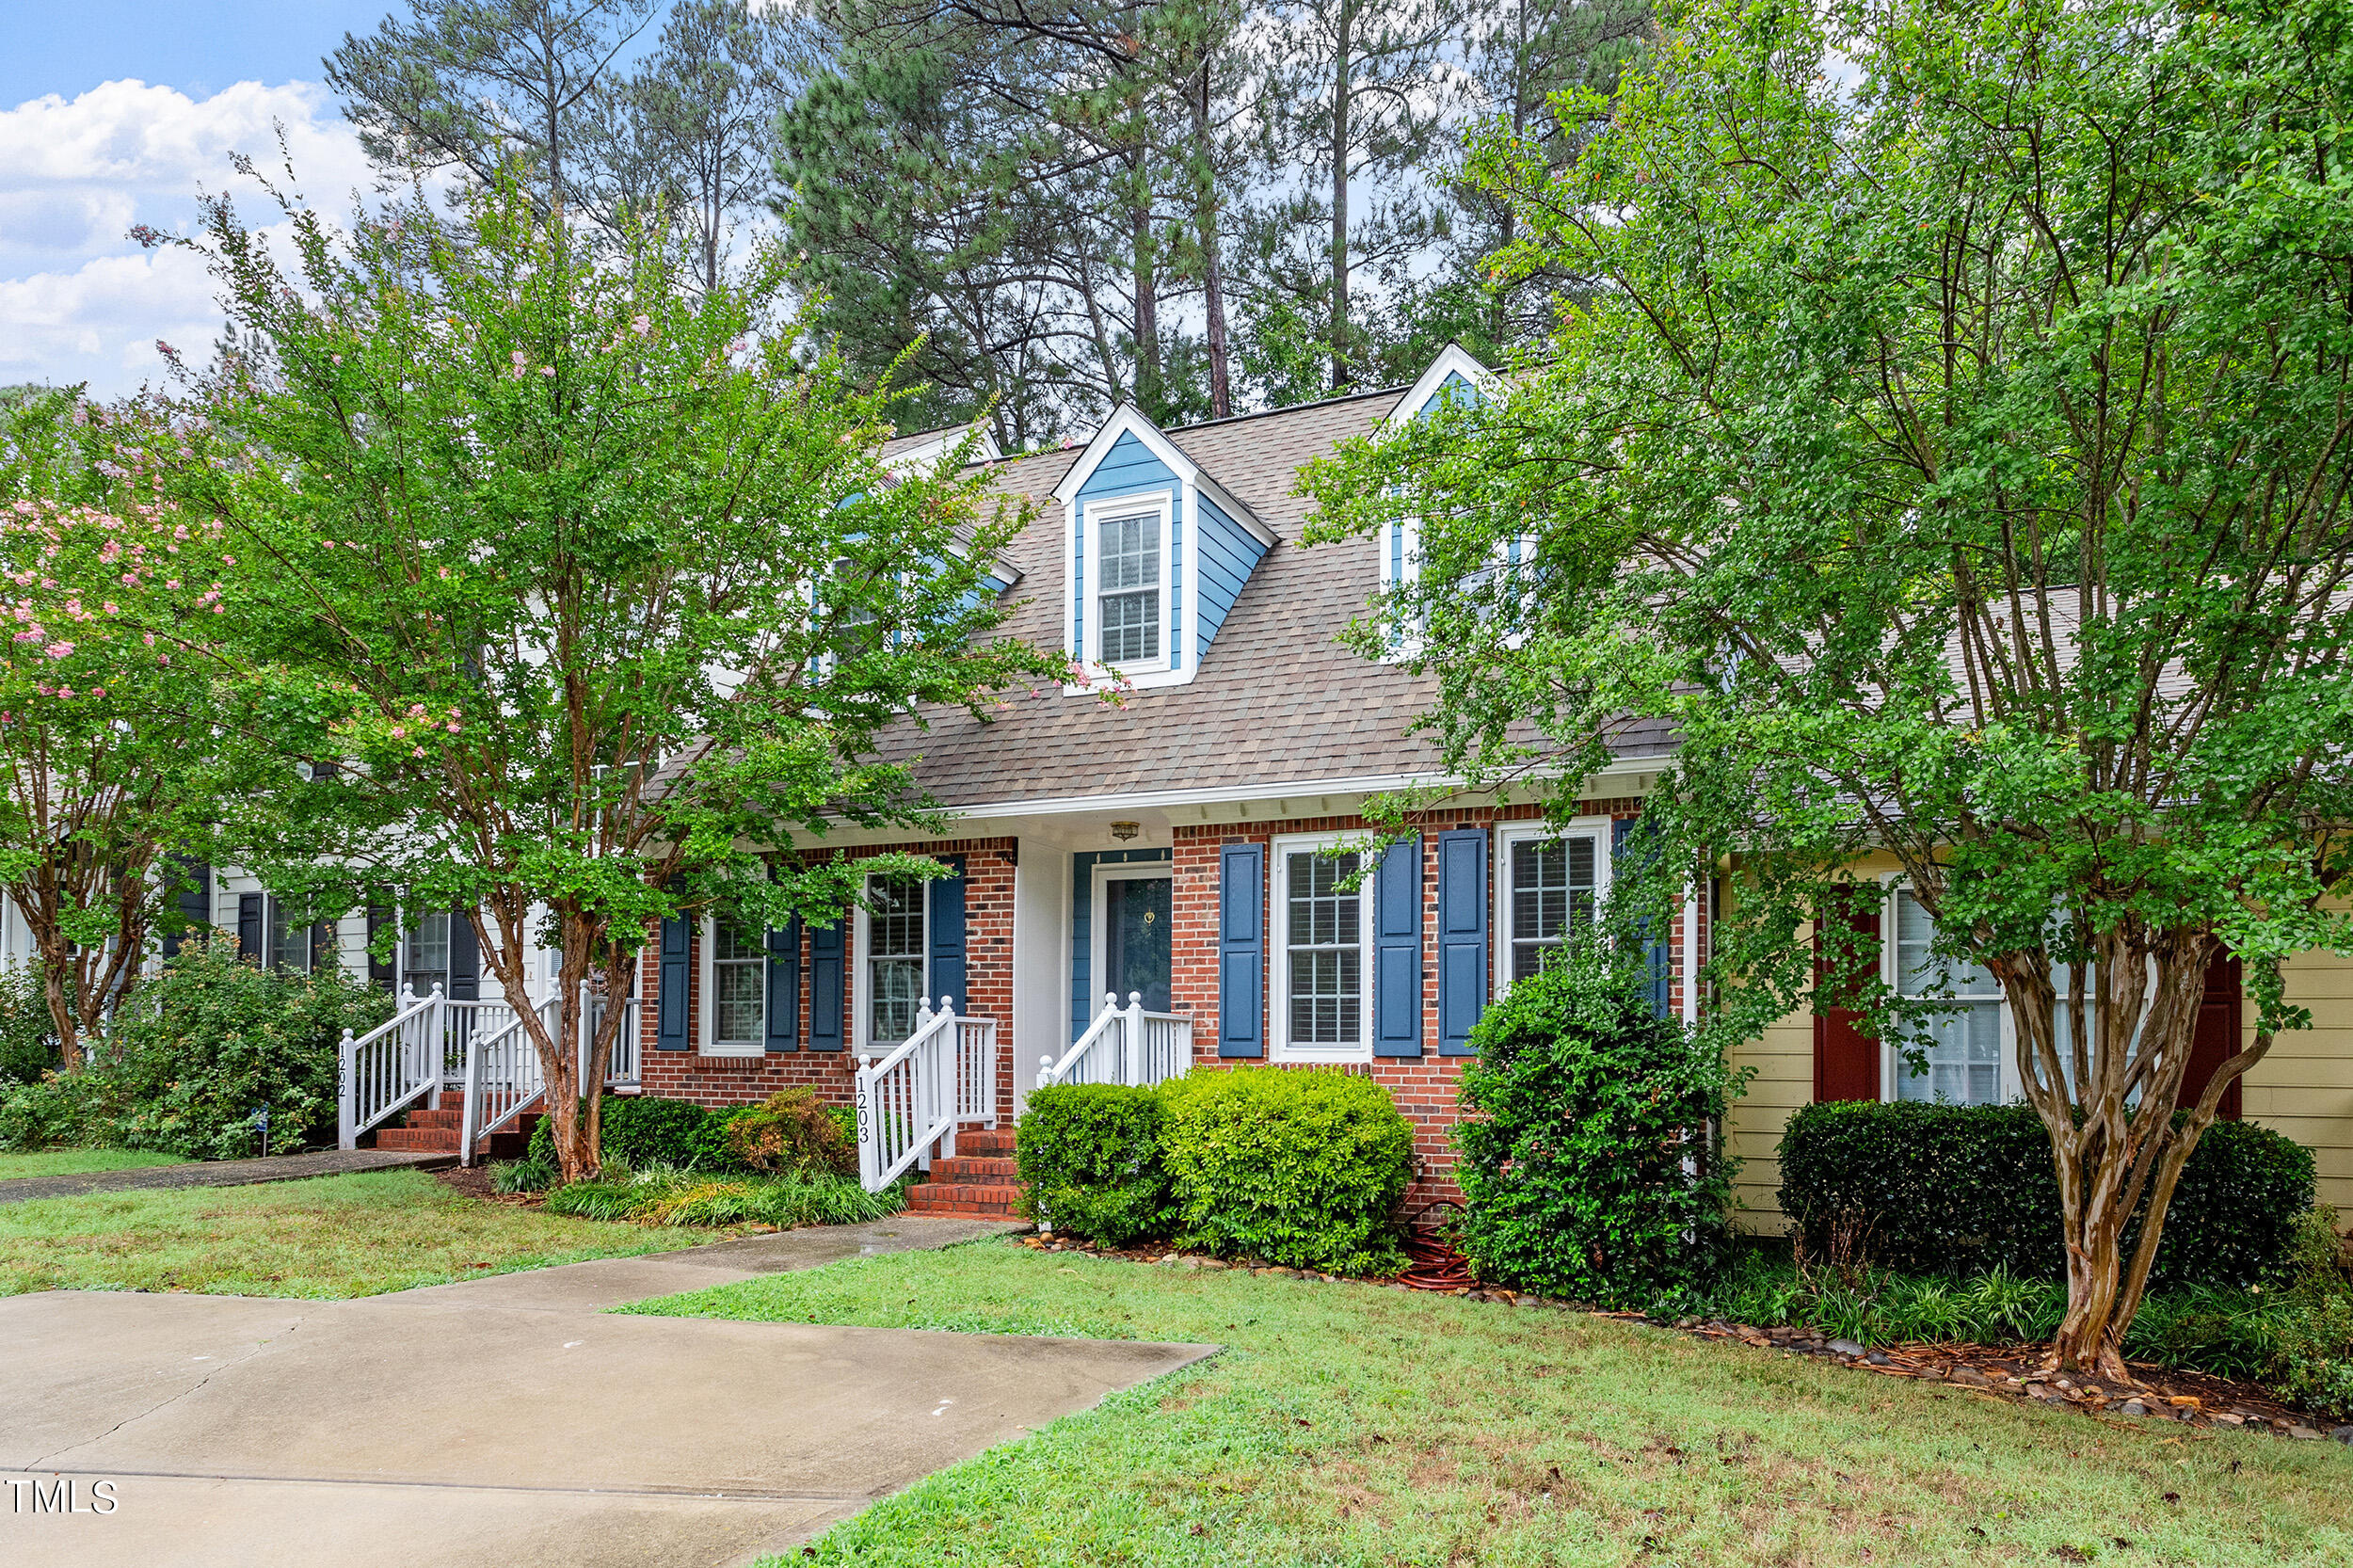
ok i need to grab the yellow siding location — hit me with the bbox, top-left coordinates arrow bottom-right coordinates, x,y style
1722,936 -> 2353,1234
2247,946 -> 2353,1218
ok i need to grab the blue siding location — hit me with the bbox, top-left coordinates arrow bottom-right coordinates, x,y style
1075,432 -> 1183,670
1194,491 -> 1269,666
1418,370 -> 1480,416
1069,848 -> 1173,1041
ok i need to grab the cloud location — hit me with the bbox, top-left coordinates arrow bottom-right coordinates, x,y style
0,79 -> 378,395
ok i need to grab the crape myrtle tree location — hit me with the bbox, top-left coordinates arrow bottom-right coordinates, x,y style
0,391 -> 236,1069
165,179 -> 1059,1180
1304,0 -> 2353,1378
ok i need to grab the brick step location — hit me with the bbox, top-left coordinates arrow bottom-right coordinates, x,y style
404,1107 -> 464,1129
929,1156 -> 1017,1182
376,1126 -> 459,1152
952,1128 -> 1016,1157
905,1181 -> 1023,1218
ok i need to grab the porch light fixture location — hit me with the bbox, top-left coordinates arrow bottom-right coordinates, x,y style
1109,821 -> 1141,842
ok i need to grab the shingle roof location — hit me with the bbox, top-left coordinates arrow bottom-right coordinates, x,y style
876,388 -> 1676,809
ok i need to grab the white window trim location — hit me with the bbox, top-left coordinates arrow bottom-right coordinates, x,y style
851,872 -> 929,1058
697,914 -> 766,1058
1270,831 -> 1376,1063
1878,879 -> 2013,1105
1089,859 -> 1173,1014
1493,818 -> 1613,1000
1071,489 -> 1180,689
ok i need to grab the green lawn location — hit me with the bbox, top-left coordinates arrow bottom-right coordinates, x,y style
630,1240 -> 2353,1568
0,1147 -> 193,1180
0,1169 -> 724,1298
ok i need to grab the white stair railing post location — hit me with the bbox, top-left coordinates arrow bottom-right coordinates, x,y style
338,1028 -> 358,1149
936,996 -> 958,1161
1123,991 -> 1144,1086
855,1054 -> 877,1190
458,1007 -> 486,1168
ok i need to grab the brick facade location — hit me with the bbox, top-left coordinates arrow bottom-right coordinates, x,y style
635,838 -> 1019,1115
1171,796 -> 1700,1210
627,804 -> 1714,1220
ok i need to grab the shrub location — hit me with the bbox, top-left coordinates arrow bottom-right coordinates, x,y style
532,1093 -> 739,1172
1159,1067 -> 1414,1275
1016,1082 -> 1175,1245
722,1087 -> 856,1176
1453,954 -> 1742,1305
1778,1100 -> 2315,1289
0,1067 -> 115,1150
0,936 -> 393,1160
0,965 -> 59,1087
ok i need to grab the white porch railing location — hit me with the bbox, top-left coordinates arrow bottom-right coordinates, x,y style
1037,992 -> 1193,1091
337,985 -> 445,1147
456,995 -> 560,1162
340,984 -> 642,1163
855,996 -> 1000,1193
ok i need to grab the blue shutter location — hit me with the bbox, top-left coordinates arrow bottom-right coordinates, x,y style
928,858 -> 968,1014
163,859 -> 209,959
655,916 -> 690,1051
1613,816 -> 1673,1018
1436,829 -> 1489,1054
447,911 -> 481,1001
236,893 -> 264,966
1217,842 -> 1264,1058
765,920 -> 800,1052
1373,835 -> 1423,1057
809,919 -> 844,1051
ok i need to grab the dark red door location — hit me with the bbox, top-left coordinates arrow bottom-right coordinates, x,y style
2178,952 -> 2243,1118
1814,898 -> 1882,1102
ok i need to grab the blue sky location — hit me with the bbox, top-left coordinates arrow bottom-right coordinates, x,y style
0,3 -> 386,109
0,3 -> 392,395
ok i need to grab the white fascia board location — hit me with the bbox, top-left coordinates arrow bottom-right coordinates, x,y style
1385,343 -> 1502,438
931,753 -> 1667,822
1051,404 -> 1195,504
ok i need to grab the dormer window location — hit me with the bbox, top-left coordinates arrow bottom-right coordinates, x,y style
1055,405 -> 1274,693
1097,510 -> 1163,664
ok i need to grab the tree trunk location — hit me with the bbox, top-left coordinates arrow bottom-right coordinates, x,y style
1329,0 -> 1353,392
2005,935 -> 2273,1382
1131,172 -> 1162,416
1191,56 -> 1232,420
35,931 -> 80,1073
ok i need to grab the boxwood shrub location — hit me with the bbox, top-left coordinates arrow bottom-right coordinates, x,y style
1015,1082 -> 1175,1245
1778,1099 -> 2315,1288
1160,1067 -> 1414,1275
531,1093 -> 744,1172
1453,954 -> 1742,1305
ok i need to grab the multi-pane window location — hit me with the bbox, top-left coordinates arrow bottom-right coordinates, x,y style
1286,851 -> 1363,1048
1509,835 -> 1597,983
1892,890 -> 2004,1105
405,910 -> 449,994
268,900 -> 314,972
711,923 -> 765,1048
868,875 -> 926,1046
1096,513 -> 1160,664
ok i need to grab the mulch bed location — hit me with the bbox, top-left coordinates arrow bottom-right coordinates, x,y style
431,1164 -> 543,1208
1015,1228 -> 2353,1446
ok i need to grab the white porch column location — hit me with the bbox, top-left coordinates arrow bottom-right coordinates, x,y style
1009,840 -> 1063,1122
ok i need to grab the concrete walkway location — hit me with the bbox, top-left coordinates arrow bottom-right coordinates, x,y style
0,1148 -> 454,1206
0,1217 -> 1216,1568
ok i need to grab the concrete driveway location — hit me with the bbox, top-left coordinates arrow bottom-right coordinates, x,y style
1,1218 -> 1217,1567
